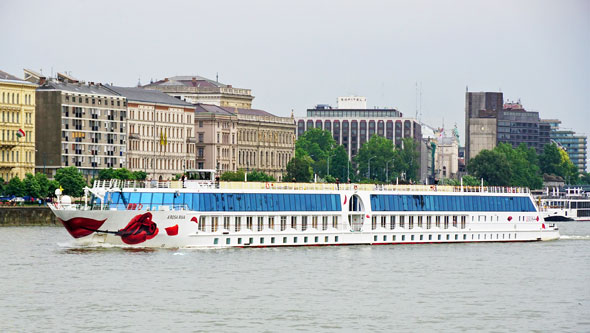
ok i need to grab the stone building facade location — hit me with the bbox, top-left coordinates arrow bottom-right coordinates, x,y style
105,86 -> 197,181
35,77 -> 127,179
0,70 -> 37,180
144,76 -> 254,109
194,104 -> 295,180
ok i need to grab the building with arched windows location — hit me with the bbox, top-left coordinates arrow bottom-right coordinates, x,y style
0,70 -> 37,181
295,97 -> 422,160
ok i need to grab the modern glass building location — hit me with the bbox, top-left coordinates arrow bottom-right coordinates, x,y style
543,119 -> 587,173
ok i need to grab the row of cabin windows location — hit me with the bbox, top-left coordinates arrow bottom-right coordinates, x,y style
371,194 -> 536,212
106,192 -> 341,212
214,235 -> 341,245
211,233 -> 519,245
198,215 -> 340,232
372,233 -> 517,242
371,215 -> 467,230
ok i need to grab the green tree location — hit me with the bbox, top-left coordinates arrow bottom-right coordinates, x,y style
285,155 -> 313,182
354,135 -> 396,182
0,177 -> 5,195
539,143 -> 578,184
55,167 -> 86,197
23,173 -> 41,198
98,168 -> 116,180
247,170 -> 276,182
295,128 -> 335,163
35,173 -> 51,198
495,143 -> 543,189
6,176 -> 25,197
397,137 -> 421,182
132,171 -> 147,181
220,170 -> 246,181
113,168 -> 135,180
48,180 -> 60,197
461,175 -> 480,186
467,149 -> 512,186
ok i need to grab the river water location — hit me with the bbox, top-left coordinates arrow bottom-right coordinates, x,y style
0,222 -> 588,332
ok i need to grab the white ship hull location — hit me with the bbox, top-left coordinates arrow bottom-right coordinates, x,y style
50,182 -> 560,249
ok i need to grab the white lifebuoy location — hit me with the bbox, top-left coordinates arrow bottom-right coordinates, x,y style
353,184 -> 358,191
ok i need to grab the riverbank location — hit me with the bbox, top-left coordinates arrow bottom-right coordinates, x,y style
0,207 -> 60,226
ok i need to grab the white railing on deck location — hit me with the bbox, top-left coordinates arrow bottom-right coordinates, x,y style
92,180 -> 530,194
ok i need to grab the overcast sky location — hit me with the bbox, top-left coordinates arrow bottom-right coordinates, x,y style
2,0 -> 588,160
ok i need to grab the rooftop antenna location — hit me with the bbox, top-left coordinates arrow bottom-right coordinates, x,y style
415,82 -> 418,118
216,72 -> 219,83
137,77 -> 141,87
419,82 -> 423,121
466,85 -> 468,92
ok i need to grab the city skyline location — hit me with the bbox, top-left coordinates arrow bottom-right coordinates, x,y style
1,0 -> 588,166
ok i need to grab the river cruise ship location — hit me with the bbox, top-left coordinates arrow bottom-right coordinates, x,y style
50,173 -> 559,248
538,187 -> 590,222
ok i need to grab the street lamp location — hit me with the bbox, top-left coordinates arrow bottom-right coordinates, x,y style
386,159 -> 395,183
368,156 -> 376,180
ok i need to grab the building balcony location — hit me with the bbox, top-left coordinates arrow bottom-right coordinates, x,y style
129,133 -> 140,140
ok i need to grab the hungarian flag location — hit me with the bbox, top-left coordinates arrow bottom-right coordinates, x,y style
16,129 -> 25,138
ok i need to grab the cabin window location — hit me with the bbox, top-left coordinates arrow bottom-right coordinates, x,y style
312,216 -> 318,229
246,216 -> 253,230
271,237 -> 275,244
446,234 -> 450,240
438,234 -> 441,240
280,216 -> 287,231
463,234 -> 467,240
314,236 -> 319,243
417,216 -> 423,228
436,216 -> 441,228
383,235 -> 387,242
399,216 -> 405,229
325,236 -> 329,242
371,216 -> 377,230
225,238 -> 230,245
235,217 -> 242,232
291,216 -> 297,230
381,216 -> 387,229
211,216 -> 219,232
444,216 -> 449,229
411,235 -> 414,241
322,216 -> 328,230
392,235 -> 396,241
408,216 -> 414,230
402,235 -> 405,241
214,238 -> 219,244
304,236 -> 308,243
268,216 -> 275,230
452,216 -> 457,228
374,235 -> 378,242
455,234 -> 458,240
199,216 -> 207,231
426,216 -> 432,229
238,238 -> 242,244
257,217 -> 264,231
302,216 -> 308,231
283,237 -> 287,244
332,216 -> 339,229
224,216 -> 230,230
419,235 -> 423,241
260,237 -> 264,244
390,216 -> 395,229
461,216 -> 466,229
428,235 -> 432,240
335,236 -> 339,242
249,237 -> 253,244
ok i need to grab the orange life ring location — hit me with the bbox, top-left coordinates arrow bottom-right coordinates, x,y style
137,203 -> 143,210
353,184 -> 358,191
265,182 -> 270,189
127,203 -> 137,210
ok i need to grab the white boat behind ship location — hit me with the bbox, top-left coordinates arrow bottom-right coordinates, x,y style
537,187 -> 590,222
49,170 -> 559,248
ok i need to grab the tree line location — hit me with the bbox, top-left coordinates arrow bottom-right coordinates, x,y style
468,142 -> 590,188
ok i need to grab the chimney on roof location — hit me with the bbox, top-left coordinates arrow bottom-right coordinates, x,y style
164,78 -> 169,82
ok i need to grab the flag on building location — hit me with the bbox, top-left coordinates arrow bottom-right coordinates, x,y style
16,129 -> 25,138
160,131 -> 164,146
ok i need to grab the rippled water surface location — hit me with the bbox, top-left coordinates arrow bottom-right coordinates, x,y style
1,222 -> 589,332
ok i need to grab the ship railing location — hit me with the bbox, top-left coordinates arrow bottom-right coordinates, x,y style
90,204 -> 190,211
91,179 -> 529,194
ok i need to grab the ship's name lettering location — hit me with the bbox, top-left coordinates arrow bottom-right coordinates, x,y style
167,215 -> 186,220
